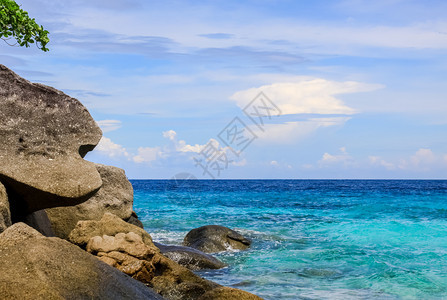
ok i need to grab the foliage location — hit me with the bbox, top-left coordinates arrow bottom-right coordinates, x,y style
0,0 -> 49,51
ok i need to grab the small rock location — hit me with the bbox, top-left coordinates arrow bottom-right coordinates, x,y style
183,225 -> 251,253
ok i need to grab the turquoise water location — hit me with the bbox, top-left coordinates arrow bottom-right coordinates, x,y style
132,180 -> 447,299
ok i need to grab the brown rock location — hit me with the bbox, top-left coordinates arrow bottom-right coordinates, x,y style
198,287 -> 263,300
183,225 -> 251,253
0,223 -> 163,299
46,163 -> 134,238
0,222 -> 42,248
68,212 -> 153,248
87,232 -> 157,260
0,64 -> 102,214
0,182 -> 11,233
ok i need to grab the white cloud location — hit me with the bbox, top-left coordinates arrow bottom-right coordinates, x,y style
133,146 -> 161,163
231,79 -> 381,115
95,137 -> 129,158
270,160 -> 278,166
369,156 -> 396,170
318,147 -> 356,167
96,120 -> 122,132
131,130 -> 242,168
162,130 -> 177,141
398,148 -> 437,171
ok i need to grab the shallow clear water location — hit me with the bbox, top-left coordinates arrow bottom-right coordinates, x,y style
132,180 -> 447,299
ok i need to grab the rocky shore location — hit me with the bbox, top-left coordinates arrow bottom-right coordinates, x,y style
0,64 -> 262,300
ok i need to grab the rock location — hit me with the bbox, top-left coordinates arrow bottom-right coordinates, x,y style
85,231 -> 219,300
183,225 -> 251,253
126,211 -> 144,229
0,223 -> 163,299
150,254 -> 219,300
0,222 -> 42,248
198,287 -> 263,300
22,209 -> 54,236
87,232 -> 158,285
0,182 -> 11,233
0,64 -> 102,215
154,242 -> 226,271
46,163 -> 134,238
68,212 -> 153,249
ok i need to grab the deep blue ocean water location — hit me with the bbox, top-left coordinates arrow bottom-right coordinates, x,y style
131,180 -> 447,299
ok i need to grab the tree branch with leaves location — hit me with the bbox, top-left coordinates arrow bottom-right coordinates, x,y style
0,0 -> 49,51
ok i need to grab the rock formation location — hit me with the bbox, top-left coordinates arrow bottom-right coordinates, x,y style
0,223 -> 162,300
68,212 -> 153,248
183,225 -> 251,253
0,64 -> 102,216
46,163 -> 134,238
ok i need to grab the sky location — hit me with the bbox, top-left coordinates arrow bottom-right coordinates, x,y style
2,0 -> 447,179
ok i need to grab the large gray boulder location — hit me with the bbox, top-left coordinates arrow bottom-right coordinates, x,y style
0,64 -> 102,214
154,242 -> 226,271
0,223 -> 163,300
0,181 -> 11,233
183,225 -> 251,253
46,163 -> 134,238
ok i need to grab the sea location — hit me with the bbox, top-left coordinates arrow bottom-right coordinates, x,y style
131,179 -> 447,300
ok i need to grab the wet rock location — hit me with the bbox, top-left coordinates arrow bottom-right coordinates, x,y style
0,64 -> 102,214
183,225 -> 251,253
154,242 -> 226,271
46,163 -> 134,238
126,211 -> 144,229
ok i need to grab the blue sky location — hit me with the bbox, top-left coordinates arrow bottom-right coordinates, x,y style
3,0 -> 447,179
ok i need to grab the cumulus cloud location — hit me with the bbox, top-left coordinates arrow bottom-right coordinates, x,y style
133,146 -> 162,163
230,78 -> 382,115
96,120 -> 122,132
130,130 -> 239,167
318,147 -> 356,167
95,137 -> 129,158
398,148 -> 437,171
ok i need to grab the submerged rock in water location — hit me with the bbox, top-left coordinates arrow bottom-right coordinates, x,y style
0,223 -> 162,300
183,225 -> 251,253
154,242 -> 227,271
0,64 -> 102,214
47,163 -> 134,239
